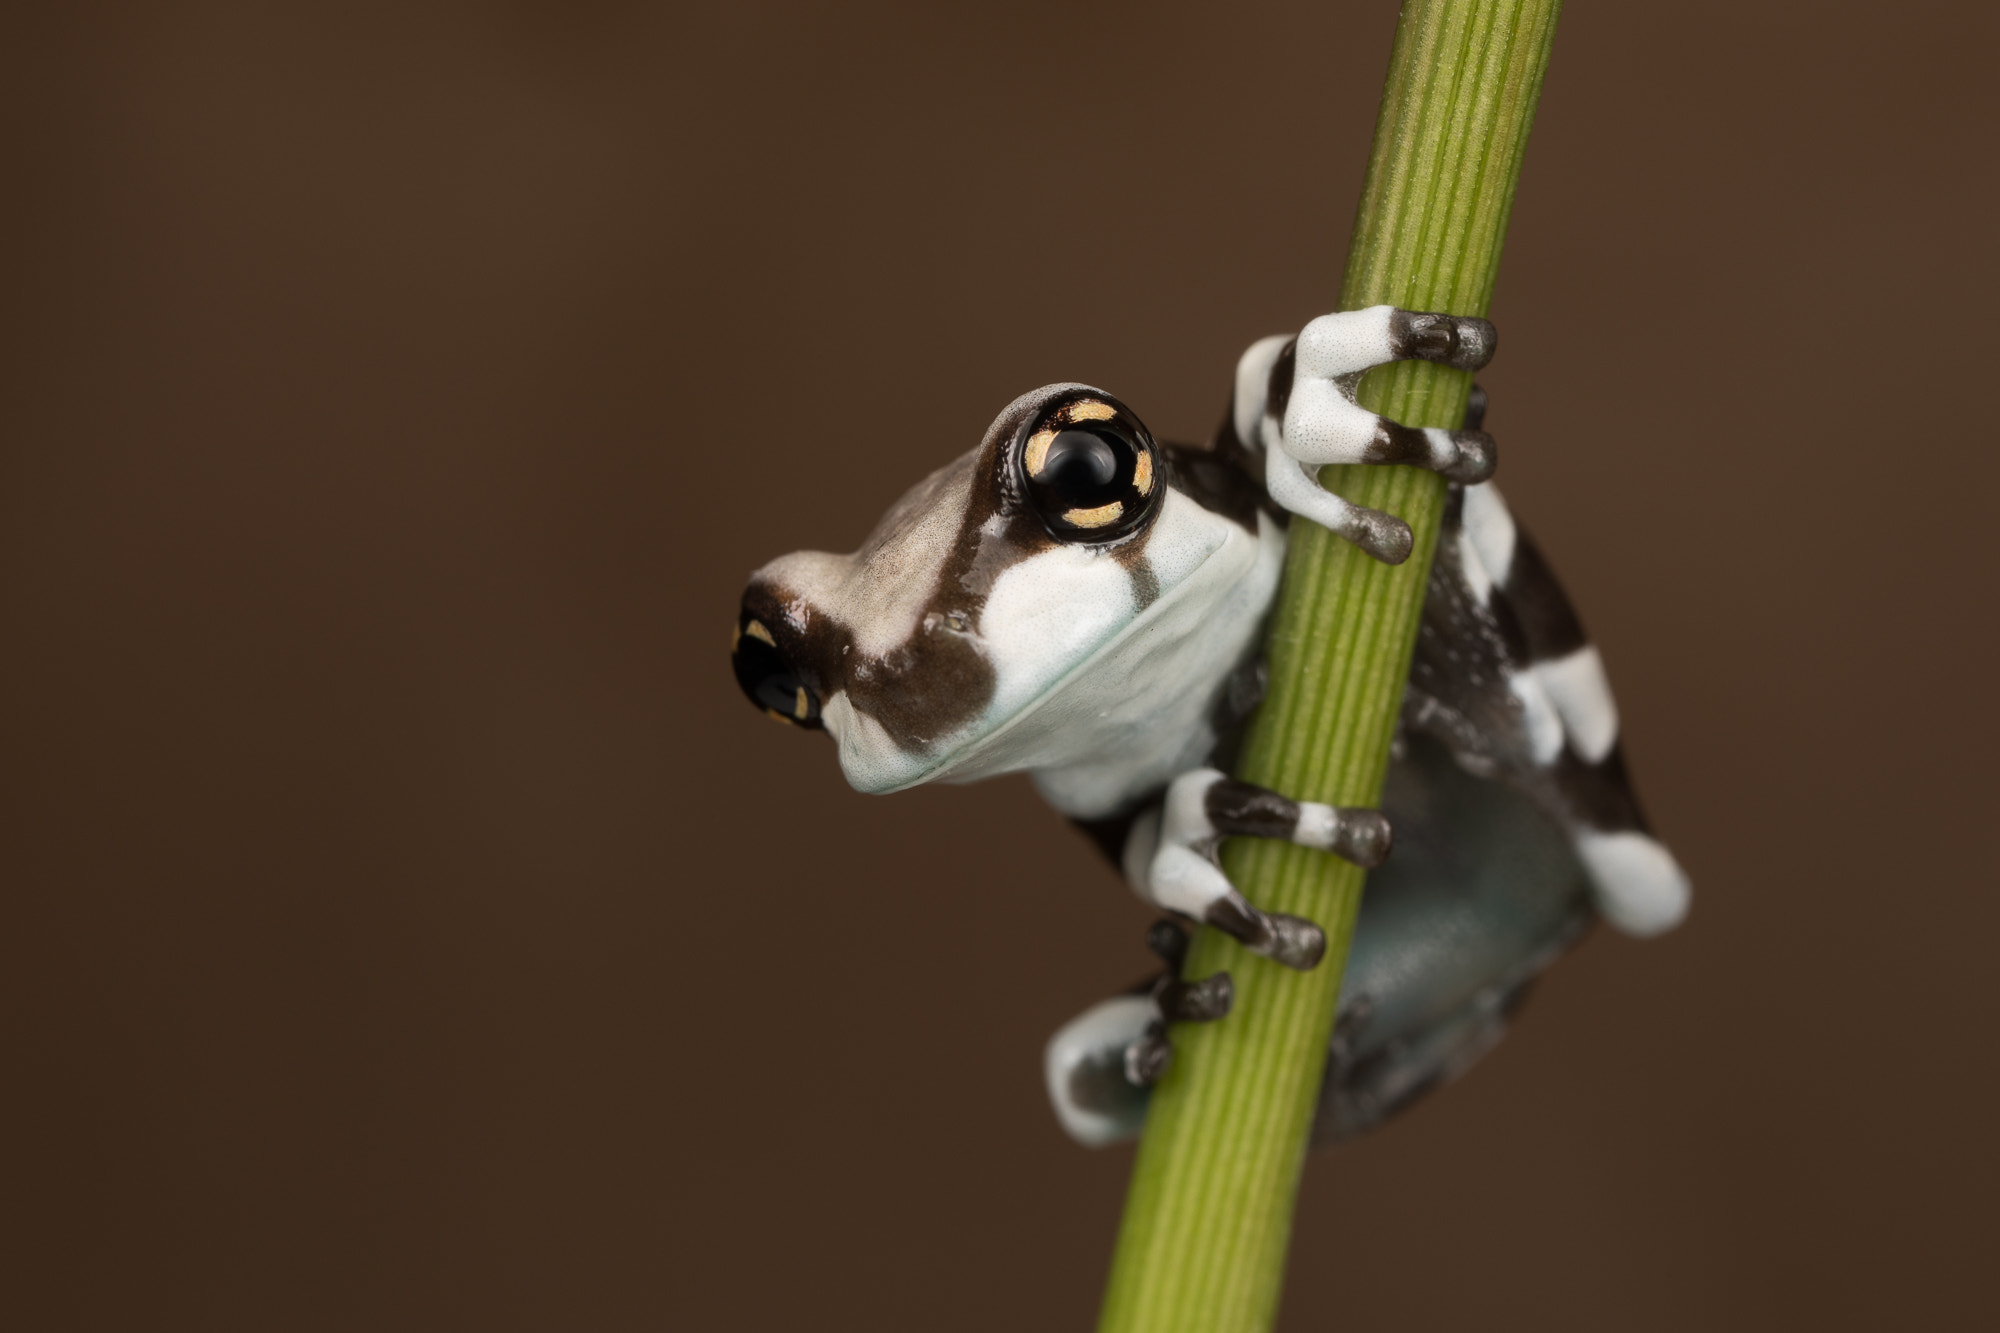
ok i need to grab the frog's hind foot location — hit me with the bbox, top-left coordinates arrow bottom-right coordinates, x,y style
1121,920 -> 1235,1086
1044,919 -> 1233,1145
1230,305 -> 1501,562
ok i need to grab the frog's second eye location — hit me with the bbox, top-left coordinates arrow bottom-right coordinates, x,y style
1016,394 -> 1163,544
731,615 -> 823,730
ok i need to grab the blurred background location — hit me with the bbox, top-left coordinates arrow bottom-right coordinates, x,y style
5,2 -> 1997,1328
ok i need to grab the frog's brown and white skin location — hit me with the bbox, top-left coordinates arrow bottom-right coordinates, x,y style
731,305 -> 1690,1149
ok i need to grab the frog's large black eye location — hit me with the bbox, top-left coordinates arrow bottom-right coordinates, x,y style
732,614 -> 823,730
1016,393 -> 1163,544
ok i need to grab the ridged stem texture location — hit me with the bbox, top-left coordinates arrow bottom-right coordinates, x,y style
1095,4 -> 1562,1331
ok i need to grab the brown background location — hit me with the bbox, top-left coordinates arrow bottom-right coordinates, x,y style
6,2 -> 1997,1329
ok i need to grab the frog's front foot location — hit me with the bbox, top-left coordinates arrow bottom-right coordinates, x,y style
1236,305 -> 1500,563
1124,768 -> 1390,970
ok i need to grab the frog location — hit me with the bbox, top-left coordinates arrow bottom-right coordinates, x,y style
730,305 -> 1690,1148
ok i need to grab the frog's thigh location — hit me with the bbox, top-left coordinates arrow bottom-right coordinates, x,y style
1313,990 -> 1520,1143
1421,481 -> 1692,937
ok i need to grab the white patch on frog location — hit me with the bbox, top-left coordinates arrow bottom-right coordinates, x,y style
819,690 -> 911,792
1460,481 -> 1516,591
1294,802 -> 1340,850
1023,509 -> 1284,817
1120,805 -> 1163,893
753,454 -> 974,661
1234,334 -> 1291,448
1456,525 -> 1494,604
1045,994 -> 1153,1147
1575,829 -> 1691,937
1293,304 -> 1399,380
1147,843 -> 1234,916
932,498 -> 1279,812
1535,645 -> 1619,764
1508,669 -> 1567,765
978,543 -> 1139,724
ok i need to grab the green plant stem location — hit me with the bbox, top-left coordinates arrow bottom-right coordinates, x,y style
1095,4 -> 1562,1330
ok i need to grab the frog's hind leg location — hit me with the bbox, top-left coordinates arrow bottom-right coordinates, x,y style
1314,986 -> 1523,1142
1043,921 -> 1231,1146
1414,476 -> 1692,937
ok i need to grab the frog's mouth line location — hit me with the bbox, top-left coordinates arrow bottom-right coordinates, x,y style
832,505 -> 1282,797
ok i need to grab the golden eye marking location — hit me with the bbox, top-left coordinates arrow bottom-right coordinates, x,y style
1063,500 -> 1125,528
1132,450 -> 1154,496
764,708 -> 793,726
744,619 -> 776,647
1024,427 -> 1057,477
794,687 -> 811,719
1058,400 -> 1116,424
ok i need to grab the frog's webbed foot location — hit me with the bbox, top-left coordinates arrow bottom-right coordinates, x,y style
1123,768 -> 1391,971
1234,305 -> 1499,564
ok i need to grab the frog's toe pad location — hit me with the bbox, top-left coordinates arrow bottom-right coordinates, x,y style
1259,912 -> 1327,970
1441,429 -> 1497,484
1393,310 -> 1499,371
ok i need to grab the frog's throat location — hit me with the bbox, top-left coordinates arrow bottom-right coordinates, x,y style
830,509 -> 1284,798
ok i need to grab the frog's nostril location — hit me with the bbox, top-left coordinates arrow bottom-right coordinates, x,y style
732,613 -> 823,729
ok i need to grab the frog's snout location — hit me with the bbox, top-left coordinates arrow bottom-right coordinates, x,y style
731,597 -> 824,731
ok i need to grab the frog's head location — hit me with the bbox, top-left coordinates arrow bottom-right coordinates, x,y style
732,383 -> 1262,794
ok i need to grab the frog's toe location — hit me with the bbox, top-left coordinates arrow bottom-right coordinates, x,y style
1203,894 -> 1327,971
1124,1026 -> 1174,1087
1393,310 -> 1498,371
1259,912 -> 1328,970
1439,429 -> 1497,484
1263,453 -> 1416,564
1157,970 -> 1234,1023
